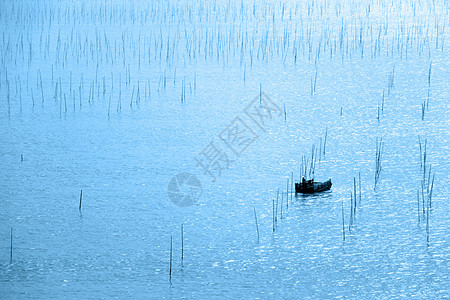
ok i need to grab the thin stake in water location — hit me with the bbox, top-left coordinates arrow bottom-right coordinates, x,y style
354,177 -> 357,214
272,200 -> 275,232
428,174 -> 435,209
259,83 -> 262,105
349,192 -> 353,230
275,189 -> 279,224
181,224 -> 184,262
79,190 -> 83,212
169,236 -> 173,281
291,171 -> 294,202
253,207 -> 260,243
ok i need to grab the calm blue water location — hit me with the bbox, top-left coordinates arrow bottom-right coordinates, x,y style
1,0 -> 449,298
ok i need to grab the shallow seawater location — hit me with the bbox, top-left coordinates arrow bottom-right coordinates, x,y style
0,0 -> 449,298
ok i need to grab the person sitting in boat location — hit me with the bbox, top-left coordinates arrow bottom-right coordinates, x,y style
302,177 -> 313,186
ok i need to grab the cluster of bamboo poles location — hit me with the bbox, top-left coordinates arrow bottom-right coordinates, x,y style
418,137 -> 435,244
271,172 -> 295,232
341,173 -> 362,241
299,129 -> 328,181
167,223 -> 185,282
1,0 -> 446,117
105,134 -> 437,281
377,67 -> 395,122
271,131 -> 328,232
3,0 -> 446,272
421,63 -> 432,120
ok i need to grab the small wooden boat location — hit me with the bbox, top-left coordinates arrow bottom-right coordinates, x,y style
295,178 -> 332,194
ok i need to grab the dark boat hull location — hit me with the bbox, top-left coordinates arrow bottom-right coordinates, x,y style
295,179 -> 332,194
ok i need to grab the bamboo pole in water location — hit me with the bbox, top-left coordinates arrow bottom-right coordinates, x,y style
421,180 -> 425,215
79,190 -> 83,212
272,199 -> 275,232
426,205 -> 430,244
169,236 -> 173,281
349,192 -> 353,230
291,172 -> 294,202
423,139 -> 427,182
259,83 -> 262,104
429,174 -> 435,209
309,144 -> 315,178
253,207 -> 260,243
354,177 -> 357,214
319,138 -> 322,161
418,136 -> 422,169
181,224 -> 184,262
275,189 -> 279,224
375,138 -> 383,188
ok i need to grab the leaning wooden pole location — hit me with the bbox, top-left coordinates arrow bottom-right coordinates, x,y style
428,174 -> 435,209
253,207 -> 260,243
